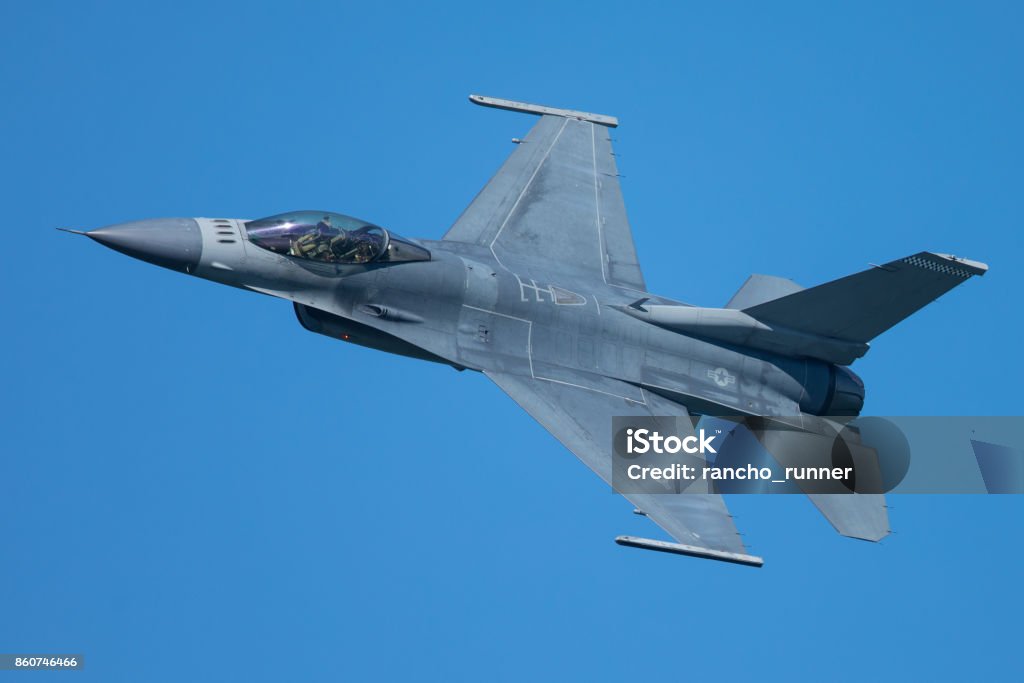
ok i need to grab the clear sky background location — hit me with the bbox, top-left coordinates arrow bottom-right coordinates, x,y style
2,1 -> 1021,681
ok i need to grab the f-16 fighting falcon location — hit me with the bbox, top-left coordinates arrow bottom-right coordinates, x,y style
63,95 -> 987,567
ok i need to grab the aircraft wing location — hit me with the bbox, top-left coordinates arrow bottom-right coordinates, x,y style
485,370 -> 763,566
443,95 -> 646,292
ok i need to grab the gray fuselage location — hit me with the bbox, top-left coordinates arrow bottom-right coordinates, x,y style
179,217 -> 860,419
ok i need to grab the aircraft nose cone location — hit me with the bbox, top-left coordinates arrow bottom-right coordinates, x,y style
87,218 -> 202,273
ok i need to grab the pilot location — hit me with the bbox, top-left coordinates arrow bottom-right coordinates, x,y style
292,216 -> 340,261
315,215 -> 339,237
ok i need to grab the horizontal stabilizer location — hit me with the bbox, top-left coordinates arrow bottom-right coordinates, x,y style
743,252 -> 987,345
617,303 -> 869,365
806,494 -> 890,541
726,274 -> 803,309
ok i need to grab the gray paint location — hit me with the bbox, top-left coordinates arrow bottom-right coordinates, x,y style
87,218 -> 202,274
615,536 -> 764,567
68,96 -> 988,566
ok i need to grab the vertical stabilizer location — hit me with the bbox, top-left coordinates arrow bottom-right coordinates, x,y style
742,252 -> 987,344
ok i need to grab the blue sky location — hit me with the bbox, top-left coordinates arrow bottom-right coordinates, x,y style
2,1 -> 1021,680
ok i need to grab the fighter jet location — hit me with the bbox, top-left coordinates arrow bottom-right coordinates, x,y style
64,95 -> 987,567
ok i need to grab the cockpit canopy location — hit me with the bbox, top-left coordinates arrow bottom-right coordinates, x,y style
244,211 -> 430,265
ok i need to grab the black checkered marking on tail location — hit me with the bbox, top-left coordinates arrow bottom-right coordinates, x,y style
901,255 -> 972,279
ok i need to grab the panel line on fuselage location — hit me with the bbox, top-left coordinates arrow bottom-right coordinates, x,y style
461,303 -> 644,403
